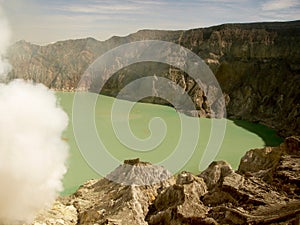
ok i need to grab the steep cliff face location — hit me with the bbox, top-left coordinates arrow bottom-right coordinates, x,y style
6,21 -> 300,136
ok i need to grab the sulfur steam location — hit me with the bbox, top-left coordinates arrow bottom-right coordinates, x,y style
0,10 -> 69,224
0,10 -> 11,78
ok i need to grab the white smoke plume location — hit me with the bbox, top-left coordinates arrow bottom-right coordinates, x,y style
0,9 -> 11,78
0,7 -> 69,224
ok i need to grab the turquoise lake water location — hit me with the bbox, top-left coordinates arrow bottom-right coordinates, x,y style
56,92 -> 283,195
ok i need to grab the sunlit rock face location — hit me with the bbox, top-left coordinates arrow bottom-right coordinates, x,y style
238,136 -> 300,196
27,136 -> 300,225
6,21 -> 300,136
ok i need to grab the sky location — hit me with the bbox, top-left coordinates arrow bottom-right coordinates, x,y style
1,0 -> 300,45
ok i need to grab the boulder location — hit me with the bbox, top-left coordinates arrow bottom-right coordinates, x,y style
238,136 -> 300,195
146,171 -> 211,225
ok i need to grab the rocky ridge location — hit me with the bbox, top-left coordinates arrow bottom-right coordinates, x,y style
6,20 -> 300,136
28,136 -> 300,225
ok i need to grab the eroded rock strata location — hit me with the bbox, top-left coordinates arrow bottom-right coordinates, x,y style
29,136 -> 300,225
6,20 -> 300,136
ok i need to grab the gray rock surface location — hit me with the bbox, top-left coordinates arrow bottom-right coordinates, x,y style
238,136 -> 300,196
146,172 -> 209,225
6,21 -> 300,136
24,136 -> 300,225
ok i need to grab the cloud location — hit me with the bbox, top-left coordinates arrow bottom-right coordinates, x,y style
262,0 -> 300,11
51,0 -> 167,15
60,4 -> 142,14
128,0 -> 167,5
3,0 -> 300,45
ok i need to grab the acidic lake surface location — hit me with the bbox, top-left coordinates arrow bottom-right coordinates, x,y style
56,92 -> 283,195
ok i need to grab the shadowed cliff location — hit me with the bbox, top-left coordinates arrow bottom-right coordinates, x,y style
6,20 -> 300,137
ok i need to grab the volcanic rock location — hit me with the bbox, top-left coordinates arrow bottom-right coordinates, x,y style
238,136 -> 300,196
70,160 -> 175,225
7,21 -> 300,136
146,171 -> 209,225
25,136 -> 300,225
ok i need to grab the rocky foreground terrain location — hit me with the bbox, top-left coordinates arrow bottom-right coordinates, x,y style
6,20 -> 300,136
28,136 -> 300,225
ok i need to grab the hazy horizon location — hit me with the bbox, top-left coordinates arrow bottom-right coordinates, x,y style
1,0 -> 299,45
9,19 -> 300,46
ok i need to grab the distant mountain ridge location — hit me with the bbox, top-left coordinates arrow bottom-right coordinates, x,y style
6,20 -> 300,136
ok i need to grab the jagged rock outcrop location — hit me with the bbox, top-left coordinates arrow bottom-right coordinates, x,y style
146,172 -> 209,225
238,135 -> 300,197
199,161 -> 299,224
27,136 -> 300,225
71,160 -> 175,225
6,20 -> 300,136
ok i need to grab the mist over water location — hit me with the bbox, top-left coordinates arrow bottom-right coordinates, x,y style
0,9 -> 69,224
